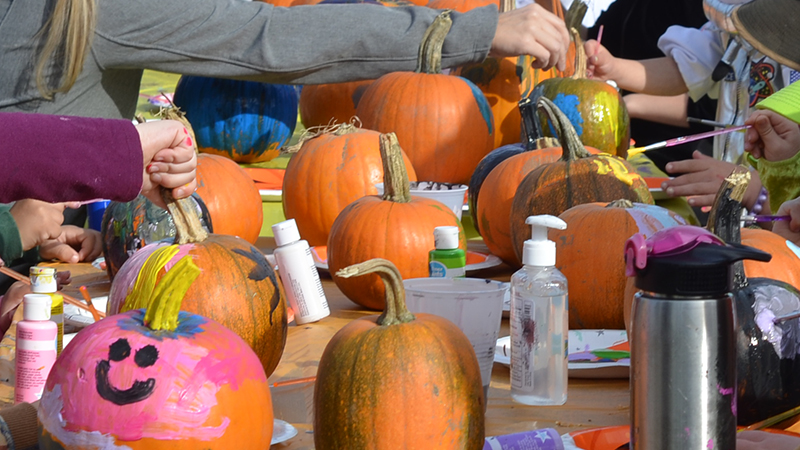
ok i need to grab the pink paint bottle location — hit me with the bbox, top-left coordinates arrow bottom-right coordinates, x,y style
15,294 -> 58,404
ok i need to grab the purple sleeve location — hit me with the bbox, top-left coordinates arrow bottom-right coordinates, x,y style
0,113 -> 143,203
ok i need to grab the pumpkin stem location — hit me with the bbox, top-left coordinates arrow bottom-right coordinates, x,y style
500,0 -> 515,13
569,28 -> 588,80
707,167 -> 751,288
380,133 -> 412,203
520,97 -> 559,150
416,10 -> 453,75
536,96 -> 593,161
607,199 -> 634,209
122,244 -> 201,332
283,118 -> 361,154
336,258 -> 415,326
162,188 -> 209,244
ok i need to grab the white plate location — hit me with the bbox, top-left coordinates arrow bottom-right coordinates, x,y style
271,419 -> 298,445
495,329 -> 630,379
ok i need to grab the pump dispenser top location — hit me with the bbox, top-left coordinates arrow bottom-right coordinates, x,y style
522,215 -> 567,267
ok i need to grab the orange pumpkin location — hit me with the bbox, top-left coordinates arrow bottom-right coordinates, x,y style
327,133 -> 466,309
552,200 -> 687,329
509,97 -> 652,262
282,124 -> 418,247
195,154 -> 263,244
108,197 -> 288,377
356,11 -> 494,184
299,80 -> 373,128
452,0 -> 561,148
314,258 -> 484,449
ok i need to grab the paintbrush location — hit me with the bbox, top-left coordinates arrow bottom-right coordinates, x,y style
628,124 -> 751,156
742,214 -> 791,224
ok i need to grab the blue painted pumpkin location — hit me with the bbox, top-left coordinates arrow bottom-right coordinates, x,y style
173,76 -> 299,163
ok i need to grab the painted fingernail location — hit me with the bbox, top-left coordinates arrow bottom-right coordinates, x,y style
147,164 -> 158,173
186,137 -> 193,146
701,206 -> 711,213
183,127 -> 188,135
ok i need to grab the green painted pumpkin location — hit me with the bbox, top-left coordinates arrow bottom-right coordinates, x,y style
173,76 -> 299,163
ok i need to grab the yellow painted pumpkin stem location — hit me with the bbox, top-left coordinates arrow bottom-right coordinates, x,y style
379,133 -> 412,203
536,96 -> 592,161
416,10 -> 453,74
336,258 -> 415,326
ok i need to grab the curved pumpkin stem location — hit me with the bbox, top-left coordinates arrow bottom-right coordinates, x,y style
336,258 -> 415,326
707,167 -> 751,289
416,10 -> 452,75
569,28 -> 588,80
519,97 -> 560,151
380,133 -> 412,203
536,96 -> 593,161
283,119 -> 361,154
162,189 -> 209,244
607,198 -> 634,209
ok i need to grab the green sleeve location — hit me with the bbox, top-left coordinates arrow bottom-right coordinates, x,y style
747,151 -> 800,212
0,207 -> 23,265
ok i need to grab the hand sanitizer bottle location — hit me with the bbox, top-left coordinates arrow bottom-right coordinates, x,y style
510,215 -> 568,406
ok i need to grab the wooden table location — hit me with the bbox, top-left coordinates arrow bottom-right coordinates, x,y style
0,239 -> 648,447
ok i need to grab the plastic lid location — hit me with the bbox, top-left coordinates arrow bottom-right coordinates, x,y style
272,219 -> 302,247
22,294 -> 52,321
522,215 -> 567,266
29,266 -> 57,293
433,226 -> 460,250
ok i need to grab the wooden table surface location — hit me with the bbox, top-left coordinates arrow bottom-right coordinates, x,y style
6,237 -> 766,448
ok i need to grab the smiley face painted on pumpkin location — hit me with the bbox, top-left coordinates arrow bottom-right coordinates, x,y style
39,255 -> 275,450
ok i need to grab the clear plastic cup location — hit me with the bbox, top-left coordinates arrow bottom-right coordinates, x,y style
403,277 -> 507,407
375,182 -> 467,220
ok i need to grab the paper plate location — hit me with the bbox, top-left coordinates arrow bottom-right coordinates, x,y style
568,425 -> 800,449
495,330 -> 630,379
271,419 -> 298,445
310,246 -> 502,273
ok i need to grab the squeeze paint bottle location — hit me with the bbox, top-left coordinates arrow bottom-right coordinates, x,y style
272,219 -> 330,324
29,266 -> 63,355
15,294 -> 58,404
428,226 -> 466,278
510,215 -> 568,406
483,428 -> 564,450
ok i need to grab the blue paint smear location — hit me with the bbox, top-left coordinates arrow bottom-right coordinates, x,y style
461,77 -> 494,136
117,310 -> 208,341
549,93 -> 584,137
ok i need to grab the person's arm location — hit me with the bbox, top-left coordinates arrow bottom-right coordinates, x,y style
624,93 -> 691,128
91,0 -> 566,83
583,47 -> 688,95
0,206 -> 24,265
0,113 -> 142,204
0,402 -> 38,450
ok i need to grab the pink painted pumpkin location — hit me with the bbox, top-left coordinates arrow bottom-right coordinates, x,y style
38,250 -> 273,449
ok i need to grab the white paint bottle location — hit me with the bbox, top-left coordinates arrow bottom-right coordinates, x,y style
272,219 -> 330,324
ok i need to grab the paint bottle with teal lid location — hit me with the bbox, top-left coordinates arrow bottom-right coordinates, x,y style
428,226 -> 466,278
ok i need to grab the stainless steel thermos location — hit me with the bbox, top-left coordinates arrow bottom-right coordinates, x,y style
624,226 -> 771,449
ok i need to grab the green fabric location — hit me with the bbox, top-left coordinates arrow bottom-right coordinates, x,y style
0,206 -> 23,264
747,151 -> 800,212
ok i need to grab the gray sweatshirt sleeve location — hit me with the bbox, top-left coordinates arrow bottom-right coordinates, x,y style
92,0 -> 499,85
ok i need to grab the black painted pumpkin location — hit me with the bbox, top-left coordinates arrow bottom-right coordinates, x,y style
101,194 -> 212,279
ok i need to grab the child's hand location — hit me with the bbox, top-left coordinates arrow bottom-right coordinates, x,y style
584,39 -> 615,80
744,110 -> 800,162
9,200 -> 80,251
0,282 -> 30,337
136,120 -> 198,208
772,197 -> 800,245
38,226 -> 102,264
491,3 -> 570,71
737,430 -> 800,450
663,151 -> 762,209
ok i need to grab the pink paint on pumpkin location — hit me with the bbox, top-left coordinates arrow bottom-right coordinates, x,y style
41,309 -> 267,442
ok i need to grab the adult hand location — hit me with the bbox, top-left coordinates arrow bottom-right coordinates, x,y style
38,226 -> 102,264
744,110 -> 800,161
663,150 -> 761,209
772,197 -> 800,245
490,3 -> 570,72
136,120 -> 198,208
737,430 -> 800,450
9,200 -> 79,251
